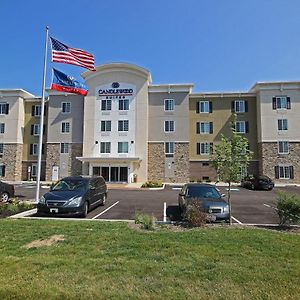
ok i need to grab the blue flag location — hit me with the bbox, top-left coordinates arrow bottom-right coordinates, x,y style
51,68 -> 88,96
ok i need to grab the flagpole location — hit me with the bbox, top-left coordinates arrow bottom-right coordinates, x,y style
35,25 -> 49,203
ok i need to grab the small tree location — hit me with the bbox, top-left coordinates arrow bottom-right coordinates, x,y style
210,115 -> 253,224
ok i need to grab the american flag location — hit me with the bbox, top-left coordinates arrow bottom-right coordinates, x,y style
50,37 -> 95,71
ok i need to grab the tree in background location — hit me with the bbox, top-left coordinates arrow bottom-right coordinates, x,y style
210,115 -> 253,225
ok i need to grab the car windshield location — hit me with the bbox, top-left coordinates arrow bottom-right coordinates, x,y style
51,179 -> 87,192
186,186 -> 221,199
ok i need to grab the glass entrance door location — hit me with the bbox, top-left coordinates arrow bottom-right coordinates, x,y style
120,167 -> 128,182
110,167 -> 119,182
101,167 -> 109,181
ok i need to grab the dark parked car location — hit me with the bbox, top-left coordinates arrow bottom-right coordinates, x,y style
37,176 -> 107,217
0,181 -> 15,202
178,183 -> 229,222
241,175 -> 274,190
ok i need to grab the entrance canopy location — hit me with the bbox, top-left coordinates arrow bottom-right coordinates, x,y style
76,157 -> 141,163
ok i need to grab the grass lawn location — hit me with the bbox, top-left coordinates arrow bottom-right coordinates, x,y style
0,219 -> 299,299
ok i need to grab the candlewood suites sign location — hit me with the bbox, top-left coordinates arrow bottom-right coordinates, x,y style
97,82 -> 134,97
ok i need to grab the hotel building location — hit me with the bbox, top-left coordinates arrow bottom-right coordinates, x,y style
1,63 -> 299,183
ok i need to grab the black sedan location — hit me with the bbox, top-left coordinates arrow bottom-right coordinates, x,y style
241,175 -> 274,190
0,181 -> 15,202
37,176 -> 107,217
178,183 -> 230,222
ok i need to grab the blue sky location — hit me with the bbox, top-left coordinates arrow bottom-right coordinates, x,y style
1,0 -> 300,96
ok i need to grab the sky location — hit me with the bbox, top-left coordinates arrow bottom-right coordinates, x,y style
1,0 -> 300,96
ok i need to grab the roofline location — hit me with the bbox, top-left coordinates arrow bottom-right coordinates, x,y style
149,83 -> 193,93
250,80 -> 300,92
81,62 -> 152,82
0,89 -> 35,98
190,92 -> 256,98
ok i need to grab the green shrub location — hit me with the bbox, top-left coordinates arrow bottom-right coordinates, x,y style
276,191 -> 300,226
134,212 -> 156,230
184,199 -> 208,227
141,181 -> 163,188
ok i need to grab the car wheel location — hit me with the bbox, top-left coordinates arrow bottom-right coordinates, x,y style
81,201 -> 89,218
100,193 -> 107,206
1,192 -> 9,202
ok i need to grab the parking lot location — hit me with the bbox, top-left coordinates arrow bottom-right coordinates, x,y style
14,183 -> 300,224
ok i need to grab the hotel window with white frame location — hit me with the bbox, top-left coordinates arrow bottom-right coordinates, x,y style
235,121 -> 249,134
101,120 -> 111,132
31,164 -> 37,177
118,120 -> 129,131
0,143 -> 3,155
118,142 -> 128,153
30,144 -> 38,156
119,98 -> 129,110
196,101 -> 212,113
196,122 -> 213,134
196,142 -> 213,155
164,120 -> 175,132
62,102 -> 71,113
0,103 -> 9,115
275,166 -> 294,179
100,142 -> 111,154
32,105 -> 41,117
278,119 -> 288,131
0,123 -> 5,134
60,143 -> 69,154
233,100 -> 248,113
164,99 -> 174,111
272,96 -> 291,110
61,122 -> 70,133
278,141 -> 289,154
165,142 -> 174,155
33,124 -> 40,136
101,99 -> 112,111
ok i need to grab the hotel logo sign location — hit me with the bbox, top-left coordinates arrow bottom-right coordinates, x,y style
98,82 -> 134,97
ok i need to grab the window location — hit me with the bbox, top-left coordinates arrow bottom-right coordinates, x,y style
197,142 -> 213,155
164,99 -> 174,111
0,103 -> 9,115
240,165 -> 248,180
0,143 -> 3,154
101,99 -> 112,111
119,99 -> 129,110
272,96 -> 291,110
60,143 -> 69,154
100,142 -> 111,153
278,141 -> 289,154
278,119 -> 288,131
101,120 -> 111,132
235,121 -> 249,134
30,144 -> 38,155
32,105 -> 41,116
33,124 -> 40,136
196,122 -> 213,134
0,123 -> 5,134
118,142 -> 128,153
275,166 -> 294,179
164,120 -> 175,132
31,164 -> 37,177
62,102 -> 71,113
196,101 -> 212,113
118,120 -> 129,131
61,122 -> 70,133
165,142 -> 174,154
233,100 -> 247,113
0,165 -> 5,177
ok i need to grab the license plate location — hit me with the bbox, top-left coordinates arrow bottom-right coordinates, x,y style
208,214 -> 217,222
50,208 -> 58,213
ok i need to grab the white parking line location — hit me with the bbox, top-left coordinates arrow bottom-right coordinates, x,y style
263,203 -> 278,211
163,202 -> 167,222
231,216 -> 243,224
91,201 -> 119,219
